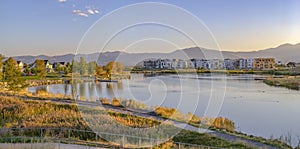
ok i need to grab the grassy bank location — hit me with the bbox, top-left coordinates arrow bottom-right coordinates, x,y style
264,76 -> 300,90
0,95 -> 265,148
0,87 -> 73,101
20,73 -> 71,81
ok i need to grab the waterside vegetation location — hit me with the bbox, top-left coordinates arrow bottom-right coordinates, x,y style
0,95 -> 257,148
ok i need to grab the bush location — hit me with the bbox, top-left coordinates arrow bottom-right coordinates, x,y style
111,98 -> 122,107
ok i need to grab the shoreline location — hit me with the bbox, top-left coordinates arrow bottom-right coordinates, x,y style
264,76 -> 300,90
131,69 -> 300,76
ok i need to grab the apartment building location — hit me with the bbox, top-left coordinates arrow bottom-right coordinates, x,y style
253,58 -> 275,70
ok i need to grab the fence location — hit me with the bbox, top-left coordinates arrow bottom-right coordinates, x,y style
0,128 -> 220,149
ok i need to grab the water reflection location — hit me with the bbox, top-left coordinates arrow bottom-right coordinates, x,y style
48,82 -> 122,101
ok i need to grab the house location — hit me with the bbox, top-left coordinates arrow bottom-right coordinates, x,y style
44,60 -> 52,69
16,61 -> 24,69
30,59 -> 53,72
253,58 -> 275,70
52,62 -> 66,69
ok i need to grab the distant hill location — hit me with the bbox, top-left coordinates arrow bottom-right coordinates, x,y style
229,43 -> 300,62
11,43 -> 300,66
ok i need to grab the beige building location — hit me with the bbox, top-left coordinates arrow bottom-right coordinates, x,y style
253,58 -> 275,70
17,61 -> 24,69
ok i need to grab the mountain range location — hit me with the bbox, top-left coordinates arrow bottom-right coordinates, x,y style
11,43 -> 300,66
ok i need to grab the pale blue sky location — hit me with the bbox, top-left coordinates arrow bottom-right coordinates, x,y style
0,0 -> 299,56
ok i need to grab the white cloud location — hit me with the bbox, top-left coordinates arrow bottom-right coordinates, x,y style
72,5 -> 100,17
72,9 -> 81,13
77,12 -> 88,17
87,9 -> 95,14
58,0 -> 67,3
85,5 -> 100,15
94,9 -> 100,14
73,9 -> 88,17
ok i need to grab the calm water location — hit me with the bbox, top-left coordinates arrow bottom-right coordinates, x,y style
28,74 -> 300,145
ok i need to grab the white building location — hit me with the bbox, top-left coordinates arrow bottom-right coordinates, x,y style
176,59 -> 188,69
212,59 -> 225,70
160,59 -> 175,69
190,59 -> 206,69
247,59 -> 254,69
188,60 -> 195,69
224,59 -> 235,70
239,58 -> 254,69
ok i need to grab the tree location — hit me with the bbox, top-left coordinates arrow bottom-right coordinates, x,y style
79,57 -> 87,75
55,64 -> 64,72
0,54 -> 4,81
96,65 -> 107,77
87,61 -> 97,75
106,61 -> 116,74
35,60 -> 46,78
3,57 -> 27,91
223,118 -> 235,132
116,62 -> 124,73
72,60 -> 79,74
23,64 -> 31,75
106,61 -> 124,74
186,112 -> 201,124
287,62 -> 296,68
64,62 -> 71,74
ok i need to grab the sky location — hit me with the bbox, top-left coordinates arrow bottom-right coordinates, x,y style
0,0 -> 299,56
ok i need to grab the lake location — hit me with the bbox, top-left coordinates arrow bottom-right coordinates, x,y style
28,73 -> 300,146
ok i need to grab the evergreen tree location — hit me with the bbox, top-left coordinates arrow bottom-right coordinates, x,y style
87,61 -> 97,75
71,60 -> 79,74
35,60 -> 46,78
3,57 -> 27,91
64,62 -> 71,74
23,63 -> 31,75
79,57 -> 87,76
